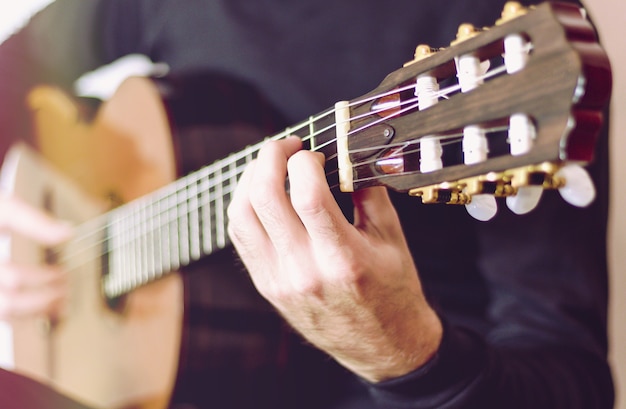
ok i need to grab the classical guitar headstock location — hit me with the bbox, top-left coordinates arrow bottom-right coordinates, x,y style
336,1 -> 611,220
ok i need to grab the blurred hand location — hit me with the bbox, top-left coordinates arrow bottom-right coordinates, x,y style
228,137 -> 442,382
0,195 -> 73,319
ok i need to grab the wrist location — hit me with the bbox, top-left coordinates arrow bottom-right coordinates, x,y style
338,306 -> 443,383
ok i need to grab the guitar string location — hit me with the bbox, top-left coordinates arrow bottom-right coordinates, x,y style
56,64 -> 510,275
348,124 -> 510,174
66,123 -> 505,270
88,122 -> 515,296
54,63 -> 511,278
68,59 -> 512,263
94,63 -> 510,254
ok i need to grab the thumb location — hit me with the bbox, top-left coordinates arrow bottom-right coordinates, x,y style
352,187 -> 404,240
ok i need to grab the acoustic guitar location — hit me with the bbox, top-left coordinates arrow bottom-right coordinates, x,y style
0,2 -> 611,408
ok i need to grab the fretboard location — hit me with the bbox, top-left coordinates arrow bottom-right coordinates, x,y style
100,107 -> 339,299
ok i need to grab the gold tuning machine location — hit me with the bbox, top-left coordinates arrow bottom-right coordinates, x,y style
451,23 -> 483,45
408,162 -> 566,205
506,162 -> 565,190
409,181 -> 471,205
409,172 -> 513,205
404,44 -> 441,67
496,2 -> 529,25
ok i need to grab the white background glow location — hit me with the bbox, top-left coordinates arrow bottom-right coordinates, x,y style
0,0 -> 55,44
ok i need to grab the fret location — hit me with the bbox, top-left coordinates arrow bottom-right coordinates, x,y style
188,177 -> 201,261
215,167 -> 226,249
139,203 -> 149,284
133,205 -> 143,286
148,198 -> 160,280
133,207 -> 142,289
104,217 -> 113,296
117,212 -> 127,293
286,120 -> 310,149
280,109 -> 335,155
151,197 -> 163,278
145,200 -> 155,280
200,171 -> 213,255
127,211 -> 136,292
309,116 -> 316,151
245,149 -> 255,165
223,157 -> 239,247
310,108 -> 338,157
136,208 -> 144,289
150,199 -> 161,279
105,214 -> 121,297
210,172 -> 218,251
111,214 -> 122,295
167,190 -> 180,271
128,209 -> 139,292
179,183 -> 191,266
114,212 -> 126,295
159,190 -> 172,275
116,211 -> 126,295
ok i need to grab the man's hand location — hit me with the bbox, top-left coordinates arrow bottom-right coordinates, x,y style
227,137 -> 442,382
0,195 -> 72,319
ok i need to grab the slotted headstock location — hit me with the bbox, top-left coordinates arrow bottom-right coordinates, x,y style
336,1 -> 611,219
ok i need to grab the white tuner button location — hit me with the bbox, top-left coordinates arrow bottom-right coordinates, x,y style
465,194 -> 498,221
556,164 -> 596,207
506,186 -> 543,214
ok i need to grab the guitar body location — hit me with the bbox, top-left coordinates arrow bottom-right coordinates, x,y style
0,78 -> 184,409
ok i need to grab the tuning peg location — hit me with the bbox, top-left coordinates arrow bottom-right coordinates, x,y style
453,23 -> 480,44
465,194 -> 498,221
413,48 -> 444,174
404,44 -> 438,67
497,2 -> 528,25
556,164 -> 596,207
505,185 -> 543,214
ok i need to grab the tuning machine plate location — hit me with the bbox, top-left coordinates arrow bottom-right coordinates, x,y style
408,162 -> 566,206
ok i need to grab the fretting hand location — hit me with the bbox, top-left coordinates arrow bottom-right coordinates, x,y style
227,137 -> 442,382
0,195 -> 73,319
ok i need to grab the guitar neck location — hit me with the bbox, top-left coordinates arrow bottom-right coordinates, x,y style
85,2 -> 611,300
100,107 -> 339,299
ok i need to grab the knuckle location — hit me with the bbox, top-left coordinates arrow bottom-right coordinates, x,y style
249,187 -> 275,213
284,261 -> 324,300
227,222 -> 253,249
290,277 -> 323,300
225,204 -> 243,230
290,190 -> 324,217
256,140 -> 283,163
259,270 -> 323,304
329,257 -> 369,288
249,175 -> 284,209
253,276 -> 283,304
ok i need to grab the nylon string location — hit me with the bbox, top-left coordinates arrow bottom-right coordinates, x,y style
54,62 -> 511,281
